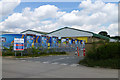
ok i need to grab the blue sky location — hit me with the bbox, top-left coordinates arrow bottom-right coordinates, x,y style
14,2 -> 81,13
14,2 -> 118,13
0,0 -> 119,36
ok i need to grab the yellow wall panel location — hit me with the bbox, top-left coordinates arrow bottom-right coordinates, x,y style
76,37 -> 88,43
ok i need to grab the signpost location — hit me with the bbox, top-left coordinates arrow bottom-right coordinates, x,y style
14,38 -> 24,56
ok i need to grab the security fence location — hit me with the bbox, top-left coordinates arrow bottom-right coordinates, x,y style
1,42 -> 85,56
1,34 -> 86,56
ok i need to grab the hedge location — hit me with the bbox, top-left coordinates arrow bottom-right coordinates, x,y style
79,42 -> 120,69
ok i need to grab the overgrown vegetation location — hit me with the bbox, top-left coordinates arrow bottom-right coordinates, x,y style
79,42 -> 120,69
2,46 -> 67,57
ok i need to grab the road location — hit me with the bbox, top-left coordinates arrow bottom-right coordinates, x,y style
14,55 -> 83,66
2,55 -> 118,78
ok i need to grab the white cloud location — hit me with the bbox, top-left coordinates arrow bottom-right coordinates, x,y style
0,5 -> 61,32
71,23 -> 118,36
59,0 -> 118,26
0,0 -> 21,19
41,21 -> 52,24
32,23 -> 60,32
107,23 -> 118,36
22,5 -> 59,21
0,0 -> 118,36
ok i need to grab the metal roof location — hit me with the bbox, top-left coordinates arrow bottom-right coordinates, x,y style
48,27 -> 93,34
93,33 -> 110,40
48,27 -> 110,40
21,29 -> 48,35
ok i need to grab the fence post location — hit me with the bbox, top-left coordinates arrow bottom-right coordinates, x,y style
21,51 -> 22,56
15,51 -> 16,56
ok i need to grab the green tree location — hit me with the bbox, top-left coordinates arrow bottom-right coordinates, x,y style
99,31 -> 108,36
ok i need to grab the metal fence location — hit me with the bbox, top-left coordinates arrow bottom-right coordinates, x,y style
1,42 -> 85,56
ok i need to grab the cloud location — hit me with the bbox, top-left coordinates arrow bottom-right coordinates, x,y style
22,5 -> 59,21
0,5 -> 62,32
0,0 -> 21,19
0,0 -> 118,36
59,0 -> 118,26
71,23 -> 118,36
32,23 -> 60,32
107,23 -> 118,36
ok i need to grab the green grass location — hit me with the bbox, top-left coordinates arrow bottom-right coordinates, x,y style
79,42 -> 120,69
15,52 -> 67,58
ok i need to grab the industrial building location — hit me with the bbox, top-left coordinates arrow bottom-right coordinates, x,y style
21,27 -> 110,43
0,27 -> 116,50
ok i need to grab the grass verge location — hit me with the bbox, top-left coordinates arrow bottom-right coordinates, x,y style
2,51 -> 67,58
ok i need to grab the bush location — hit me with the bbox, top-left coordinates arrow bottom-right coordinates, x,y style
79,42 -> 120,69
2,47 -> 67,57
86,42 -> 120,60
2,50 -> 15,56
79,58 -> 119,69
32,47 -> 41,54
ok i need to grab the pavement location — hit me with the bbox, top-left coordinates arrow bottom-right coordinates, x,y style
2,55 -> 118,78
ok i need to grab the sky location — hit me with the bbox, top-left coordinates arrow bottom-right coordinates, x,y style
0,0 -> 119,36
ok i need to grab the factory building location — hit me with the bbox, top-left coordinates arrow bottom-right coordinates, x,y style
21,27 -> 109,43
47,27 -> 109,43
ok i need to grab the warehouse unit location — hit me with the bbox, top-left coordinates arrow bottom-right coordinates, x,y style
1,34 -> 83,49
47,27 -> 110,43
0,27 -> 110,49
0,34 -> 25,49
1,33 -> 82,49
21,27 -> 110,43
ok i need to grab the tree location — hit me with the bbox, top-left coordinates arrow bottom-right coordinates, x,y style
107,35 -> 110,38
99,31 -> 108,36
111,36 -> 120,40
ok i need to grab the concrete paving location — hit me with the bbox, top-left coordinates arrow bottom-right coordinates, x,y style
2,56 -> 118,78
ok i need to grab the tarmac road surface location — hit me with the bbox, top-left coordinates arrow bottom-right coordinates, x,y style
14,55 -> 83,66
2,56 -> 118,78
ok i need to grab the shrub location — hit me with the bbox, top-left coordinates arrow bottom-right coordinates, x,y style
79,58 -> 119,69
79,42 -> 120,69
32,47 -> 41,54
2,47 -> 67,57
86,42 -> 120,60
2,50 -> 15,56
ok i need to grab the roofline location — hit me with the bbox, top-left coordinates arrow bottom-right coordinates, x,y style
47,27 -> 110,40
21,29 -> 48,34
93,33 -> 110,40
20,27 -> 110,40
47,27 -> 94,34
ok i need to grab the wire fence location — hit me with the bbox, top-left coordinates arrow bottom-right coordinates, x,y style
1,42 -> 85,56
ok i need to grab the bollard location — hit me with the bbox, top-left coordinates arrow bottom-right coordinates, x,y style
83,48 -> 85,56
77,47 -> 79,56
